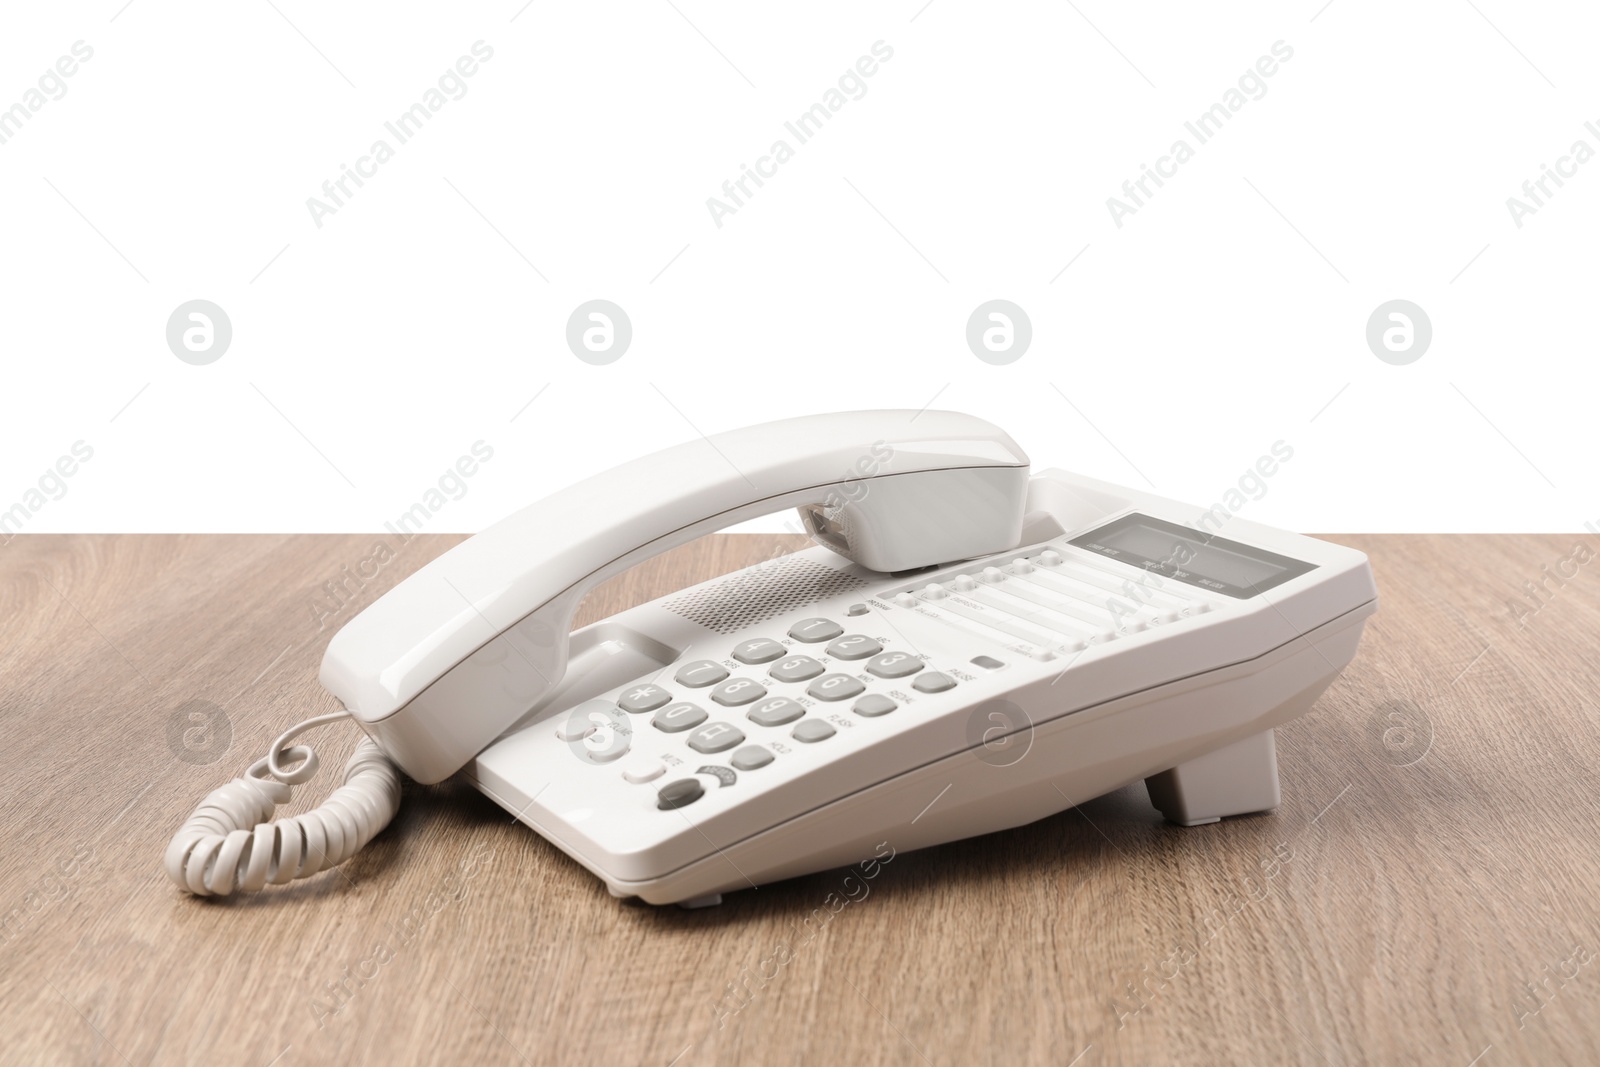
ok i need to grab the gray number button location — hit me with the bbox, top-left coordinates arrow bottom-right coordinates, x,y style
769,656 -> 824,683
807,673 -> 865,702
688,721 -> 746,754
788,618 -> 843,643
652,702 -> 707,733
675,660 -> 729,687
711,677 -> 767,706
865,652 -> 924,679
747,698 -> 805,727
826,635 -> 882,660
732,638 -> 786,665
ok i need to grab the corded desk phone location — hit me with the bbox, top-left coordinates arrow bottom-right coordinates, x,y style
167,410 -> 1377,907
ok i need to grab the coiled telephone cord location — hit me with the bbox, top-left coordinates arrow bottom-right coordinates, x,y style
164,712 -> 401,896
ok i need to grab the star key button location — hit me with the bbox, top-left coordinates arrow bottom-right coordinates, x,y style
617,684 -> 671,713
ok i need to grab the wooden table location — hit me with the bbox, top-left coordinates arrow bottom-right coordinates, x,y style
3,533 -> 1597,1066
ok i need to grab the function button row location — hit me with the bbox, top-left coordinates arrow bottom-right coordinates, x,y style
730,745 -> 773,771
853,694 -> 896,717
791,719 -> 836,743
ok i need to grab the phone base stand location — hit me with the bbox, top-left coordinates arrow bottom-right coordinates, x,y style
1144,729 -> 1281,827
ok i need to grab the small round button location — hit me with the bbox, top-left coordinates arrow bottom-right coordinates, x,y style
953,575 -> 977,592
1038,550 -> 1063,566
656,778 -> 704,810
1010,558 -> 1034,574
921,584 -> 949,601
980,567 -> 1006,584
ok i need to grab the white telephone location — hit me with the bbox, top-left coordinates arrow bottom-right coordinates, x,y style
166,410 -> 1377,907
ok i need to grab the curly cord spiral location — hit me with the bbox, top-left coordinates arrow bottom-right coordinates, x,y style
164,712 -> 402,896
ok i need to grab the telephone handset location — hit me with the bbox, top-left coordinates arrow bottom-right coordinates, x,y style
166,410 -> 1377,906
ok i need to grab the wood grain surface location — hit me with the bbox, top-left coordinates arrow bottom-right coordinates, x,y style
2,533 -> 1598,1066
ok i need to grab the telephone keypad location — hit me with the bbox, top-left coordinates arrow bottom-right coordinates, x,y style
825,635 -> 882,660
791,720 -> 837,743
788,618 -> 843,643
676,660 -> 729,687
866,652 -> 923,679
768,656 -> 824,683
618,684 -> 672,713
747,697 -> 805,727
711,678 -> 767,706
687,722 -> 746,754
652,702 -> 708,733
807,673 -> 865,702
732,638 -> 786,665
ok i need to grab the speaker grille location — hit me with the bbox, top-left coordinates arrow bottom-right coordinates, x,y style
662,557 -> 866,635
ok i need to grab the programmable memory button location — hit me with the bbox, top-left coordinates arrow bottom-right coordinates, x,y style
807,673 -> 865,702
652,702 -> 708,733
853,694 -> 897,717
675,660 -> 729,687
788,617 -> 843,643
747,697 -> 806,727
912,672 -> 958,693
657,778 -> 703,810
687,722 -> 745,754
617,684 -> 671,713
730,746 -> 774,771
825,634 -> 882,660
711,678 -> 767,706
732,638 -> 787,665
769,656 -> 825,683
865,652 -> 924,679
791,719 -> 837,743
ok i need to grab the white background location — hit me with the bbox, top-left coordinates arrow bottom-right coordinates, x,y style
1,1 -> 1595,535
